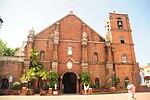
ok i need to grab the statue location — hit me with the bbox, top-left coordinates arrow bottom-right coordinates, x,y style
54,30 -> 59,37
84,84 -> 89,94
54,83 -> 57,90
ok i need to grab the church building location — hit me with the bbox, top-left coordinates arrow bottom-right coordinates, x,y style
0,11 -> 140,94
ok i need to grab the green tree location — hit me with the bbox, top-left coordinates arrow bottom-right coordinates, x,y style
3,47 -> 19,56
30,49 -> 43,71
47,72 -> 58,89
0,38 -> 7,56
21,49 -> 42,89
81,72 -> 90,86
0,38 -> 19,56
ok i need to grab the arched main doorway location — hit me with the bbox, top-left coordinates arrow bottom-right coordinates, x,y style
62,72 -> 76,93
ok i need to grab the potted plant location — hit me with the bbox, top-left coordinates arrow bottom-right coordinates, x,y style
47,72 -> 58,95
81,72 -> 90,94
11,82 -> 21,95
25,88 -> 34,95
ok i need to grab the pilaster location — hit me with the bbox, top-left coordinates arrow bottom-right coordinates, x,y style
81,32 -> 88,72
52,30 -> 59,73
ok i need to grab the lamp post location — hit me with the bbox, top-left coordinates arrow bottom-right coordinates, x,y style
0,16 -> 3,29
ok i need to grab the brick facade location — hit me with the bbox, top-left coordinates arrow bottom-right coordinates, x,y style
0,12 -> 140,93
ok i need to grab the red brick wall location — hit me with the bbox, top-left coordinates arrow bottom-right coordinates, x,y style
0,61 -> 23,83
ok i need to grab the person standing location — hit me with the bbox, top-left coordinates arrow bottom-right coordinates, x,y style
127,82 -> 136,100
139,69 -> 145,84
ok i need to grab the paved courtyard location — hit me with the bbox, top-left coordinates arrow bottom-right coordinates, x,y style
0,92 -> 150,100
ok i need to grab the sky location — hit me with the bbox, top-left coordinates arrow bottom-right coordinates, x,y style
0,0 -> 150,66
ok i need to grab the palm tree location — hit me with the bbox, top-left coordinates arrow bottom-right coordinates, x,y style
21,69 -> 37,89
37,70 -> 50,90
30,49 -> 43,71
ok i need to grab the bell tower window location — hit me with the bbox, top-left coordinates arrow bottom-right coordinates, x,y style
94,52 -> 98,63
122,54 -> 127,63
117,18 -> 123,29
120,36 -> 125,44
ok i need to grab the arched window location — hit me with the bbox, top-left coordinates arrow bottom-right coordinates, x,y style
122,54 -> 127,63
95,78 -> 100,88
40,51 -> 45,60
120,36 -> 125,44
1,78 -> 9,89
94,52 -> 98,63
124,77 -> 129,87
117,18 -> 123,29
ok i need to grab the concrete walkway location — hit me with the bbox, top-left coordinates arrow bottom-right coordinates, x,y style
0,92 -> 150,100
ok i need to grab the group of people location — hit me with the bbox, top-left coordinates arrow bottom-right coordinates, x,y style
127,82 -> 136,100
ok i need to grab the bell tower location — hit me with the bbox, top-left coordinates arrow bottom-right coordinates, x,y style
105,12 -> 139,86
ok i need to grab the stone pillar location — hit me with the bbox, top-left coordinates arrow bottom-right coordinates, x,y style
53,45 -> 58,61
52,30 -> 59,73
52,61 -> 58,73
24,58 -> 30,70
81,32 -> 88,72
106,62 -> 113,88
106,41 -> 114,88
106,42 -> 112,62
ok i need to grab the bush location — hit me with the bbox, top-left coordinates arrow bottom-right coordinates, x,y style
101,84 -> 106,89
91,84 -> 98,89
12,82 -> 21,90
114,77 -> 120,87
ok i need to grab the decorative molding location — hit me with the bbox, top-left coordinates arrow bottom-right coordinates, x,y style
62,57 -> 80,64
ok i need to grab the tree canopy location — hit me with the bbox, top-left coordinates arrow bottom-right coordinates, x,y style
0,38 -> 19,56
